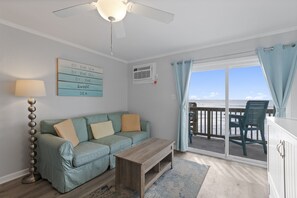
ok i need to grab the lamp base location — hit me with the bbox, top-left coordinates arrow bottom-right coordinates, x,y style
22,173 -> 41,184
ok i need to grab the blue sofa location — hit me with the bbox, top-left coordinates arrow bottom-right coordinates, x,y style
36,112 -> 150,193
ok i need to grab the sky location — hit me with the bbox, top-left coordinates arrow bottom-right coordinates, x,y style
189,66 -> 272,100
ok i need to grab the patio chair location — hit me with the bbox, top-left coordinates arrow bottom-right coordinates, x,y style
229,100 -> 269,156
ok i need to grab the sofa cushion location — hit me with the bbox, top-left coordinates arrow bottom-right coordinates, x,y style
73,142 -> 110,167
72,117 -> 88,143
54,119 -> 79,147
40,119 -> 64,135
91,121 -> 114,139
84,114 -> 108,140
121,114 -> 141,132
116,131 -> 149,145
91,135 -> 132,154
107,112 -> 125,133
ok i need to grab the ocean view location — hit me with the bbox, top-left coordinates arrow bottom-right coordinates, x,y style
189,99 -> 274,109
188,99 -> 274,140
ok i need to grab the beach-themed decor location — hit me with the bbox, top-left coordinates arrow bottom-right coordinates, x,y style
57,58 -> 103,97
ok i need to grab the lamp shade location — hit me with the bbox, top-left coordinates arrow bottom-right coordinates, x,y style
15,80 -> 46,97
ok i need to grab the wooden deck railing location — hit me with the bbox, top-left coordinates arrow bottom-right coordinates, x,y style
189,106 -> 275,141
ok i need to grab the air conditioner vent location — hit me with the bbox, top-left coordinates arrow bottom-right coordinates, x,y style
134,70 -> 151,79
133,63 -> 156,84
134,66 -> 151,71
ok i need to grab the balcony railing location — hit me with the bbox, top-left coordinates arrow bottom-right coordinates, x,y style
189,106 -> 275,141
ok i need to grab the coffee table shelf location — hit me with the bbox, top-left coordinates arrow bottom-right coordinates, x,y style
145,154 -> 172,190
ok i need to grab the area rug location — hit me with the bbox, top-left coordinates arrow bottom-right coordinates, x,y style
85,158 -> 209,198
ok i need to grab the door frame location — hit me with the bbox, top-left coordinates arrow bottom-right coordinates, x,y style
188,55 -> 267,167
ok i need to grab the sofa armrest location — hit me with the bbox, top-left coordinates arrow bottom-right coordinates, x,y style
140,120 -> 151,137
37,133 -> 74,171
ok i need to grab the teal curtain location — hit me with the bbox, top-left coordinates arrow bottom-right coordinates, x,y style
257,43 -> 297,117
172,60 -> 193,151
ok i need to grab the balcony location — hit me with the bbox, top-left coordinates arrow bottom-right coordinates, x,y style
189,103 -> 274,161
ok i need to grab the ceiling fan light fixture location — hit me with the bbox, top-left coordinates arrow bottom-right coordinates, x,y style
97,0 -> 127,22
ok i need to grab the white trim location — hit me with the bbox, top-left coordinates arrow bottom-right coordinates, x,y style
225,67 -> 230,158
1,17 -> 296,64
0,169 -> 28,184
227,154 -> 267,168
192,55 -> 260,72
128,26 -> 297,63
268,172 -> 280,198
0,19 -> 127,64
189,55 -> 268,168
188,147 -> 267,168
188,147 -> 226,159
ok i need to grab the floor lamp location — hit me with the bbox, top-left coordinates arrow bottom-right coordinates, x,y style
15,79 -> 46,184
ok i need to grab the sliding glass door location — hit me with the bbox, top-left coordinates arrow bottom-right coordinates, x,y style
188,58 -> 273,163
228,66 -> 272,162
188,69 -> 226,155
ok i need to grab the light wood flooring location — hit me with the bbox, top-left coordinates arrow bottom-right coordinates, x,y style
179,152 -> 269,198
0,152 -> 268,198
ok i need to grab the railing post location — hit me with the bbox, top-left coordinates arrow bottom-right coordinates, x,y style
207,110 -> 211,139
189,105 -> 274,141
193,111 -> 198,133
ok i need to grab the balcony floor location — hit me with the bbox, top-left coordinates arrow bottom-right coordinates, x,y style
189,135 -> 267,162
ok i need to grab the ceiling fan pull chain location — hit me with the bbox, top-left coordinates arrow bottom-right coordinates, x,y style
109,16 -> 115,56
110,20 -> 113,56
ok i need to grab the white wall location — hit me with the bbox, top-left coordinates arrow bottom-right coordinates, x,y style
128,30 -> 297,142
128,59 -> 179,141
0,24 -> 128,179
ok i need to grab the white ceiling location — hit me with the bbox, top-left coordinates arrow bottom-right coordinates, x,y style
1,0 -> 297,63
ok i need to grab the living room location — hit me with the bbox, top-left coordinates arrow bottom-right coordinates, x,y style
1,1 -> 297,198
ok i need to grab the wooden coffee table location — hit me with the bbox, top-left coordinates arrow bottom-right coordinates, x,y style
115,138 -> 174,198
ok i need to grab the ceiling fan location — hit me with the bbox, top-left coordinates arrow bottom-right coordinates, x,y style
53,0 -> 174,23
53,0 -> 174,55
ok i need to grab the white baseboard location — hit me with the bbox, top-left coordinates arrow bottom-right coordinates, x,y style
0,169 -> 28,184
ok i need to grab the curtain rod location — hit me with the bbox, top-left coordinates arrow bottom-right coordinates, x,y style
193,50 -> 255,63
263,43 -> 296,51
193,42 -> 296,63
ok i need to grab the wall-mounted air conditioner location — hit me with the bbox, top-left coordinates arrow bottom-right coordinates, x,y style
133,63 -> 156,84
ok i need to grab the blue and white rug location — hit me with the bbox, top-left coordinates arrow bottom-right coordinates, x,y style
86,158 -> 209,198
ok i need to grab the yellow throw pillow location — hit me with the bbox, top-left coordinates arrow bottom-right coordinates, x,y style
121,114 -> 141,132
54,119 -> 79,147
91,121 -> 114,139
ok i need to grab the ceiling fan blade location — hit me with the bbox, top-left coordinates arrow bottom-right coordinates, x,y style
127,2 -> 174,24
114,21 -> 126,38
53,2 -> 97,18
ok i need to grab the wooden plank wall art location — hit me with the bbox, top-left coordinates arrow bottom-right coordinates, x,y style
57,58 -> 103,97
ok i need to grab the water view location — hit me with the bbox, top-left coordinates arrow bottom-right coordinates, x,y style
188,65 -> 273,161
189,99 -> 274,108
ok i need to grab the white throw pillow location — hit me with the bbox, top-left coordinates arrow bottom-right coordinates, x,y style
91,120 -> 114,139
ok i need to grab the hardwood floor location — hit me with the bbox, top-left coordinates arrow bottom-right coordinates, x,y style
0,152 -> 268,198
0,169 -> 115,198
176,152 -> 269,198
